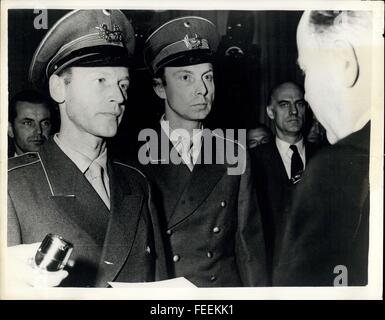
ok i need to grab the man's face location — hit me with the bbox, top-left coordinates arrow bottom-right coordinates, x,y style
157,63 -> 215,125
267,83 -> 306,140
9,102 -> 51,154
296,14 -> 343,144
62,66 -> 129,138
247,128 -> 271,148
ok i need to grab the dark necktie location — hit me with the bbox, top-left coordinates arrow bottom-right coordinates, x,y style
290,145 -> 304,180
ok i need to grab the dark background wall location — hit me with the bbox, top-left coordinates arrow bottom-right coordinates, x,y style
8,9 -> 304,158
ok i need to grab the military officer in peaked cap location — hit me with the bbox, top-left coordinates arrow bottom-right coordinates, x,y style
139,16 -> 268,287
7,9 -> 167,287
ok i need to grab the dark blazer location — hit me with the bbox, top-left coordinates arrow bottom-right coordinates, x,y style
139,127 -> 268,287
273,122 -> 370,286
8,138 -> 168,287
250,140 -> 319,273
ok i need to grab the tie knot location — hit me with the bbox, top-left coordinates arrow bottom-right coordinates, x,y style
290,145 -> 299,153
87,161 -> 103,180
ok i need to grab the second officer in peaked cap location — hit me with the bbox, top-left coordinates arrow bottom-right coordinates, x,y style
144,16 -> 220,76
8,9 -> 168,287
140,16 -> 268,287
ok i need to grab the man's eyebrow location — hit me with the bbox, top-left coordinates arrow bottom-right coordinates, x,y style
202,69 -> 214,75
173,70 -> 194,75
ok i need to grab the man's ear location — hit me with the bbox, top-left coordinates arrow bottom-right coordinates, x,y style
8,122 -> 14,138
334,39 -> 359,88
49,74 -> 66,103
266,105 -> 275,120
153,78 -> 166,100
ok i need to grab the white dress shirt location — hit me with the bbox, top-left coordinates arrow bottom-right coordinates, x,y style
275,136 -> 306,179
160,115 -> 203,171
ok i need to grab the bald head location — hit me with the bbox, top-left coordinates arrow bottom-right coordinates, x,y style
269,82 -> 304,106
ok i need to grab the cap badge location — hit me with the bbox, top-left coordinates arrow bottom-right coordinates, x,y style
96,23 -> 123,43
183,33 -> 203,50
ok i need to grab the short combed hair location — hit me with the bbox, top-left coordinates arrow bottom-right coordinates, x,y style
307,10 -> 372,43
9,90 -> 51,124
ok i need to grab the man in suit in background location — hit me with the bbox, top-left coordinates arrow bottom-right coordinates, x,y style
250,81 -> 318,276
8,90 -> 53,157
7,9 -> 167,287
139,16 -> 267,287
274,10 -> 372,286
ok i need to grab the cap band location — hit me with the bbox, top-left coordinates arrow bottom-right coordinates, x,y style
47,45 -> 130,76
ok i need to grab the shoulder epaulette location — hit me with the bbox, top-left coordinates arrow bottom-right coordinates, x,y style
8,152 -> 41,172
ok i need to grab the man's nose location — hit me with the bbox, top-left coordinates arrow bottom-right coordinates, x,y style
35,123 -> 43,135
109,84 -> 125,104
289,103 -> 298,115
195,79 -> 208,96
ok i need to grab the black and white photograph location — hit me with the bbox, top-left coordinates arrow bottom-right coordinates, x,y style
0,0 -> 383,302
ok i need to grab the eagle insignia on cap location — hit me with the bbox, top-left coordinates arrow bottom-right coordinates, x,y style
183,34 -> 204,50
96,23 -> 123,43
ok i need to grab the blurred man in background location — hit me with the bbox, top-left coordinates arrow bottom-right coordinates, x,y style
8,90 -> 52,157
246,124 -> 273,149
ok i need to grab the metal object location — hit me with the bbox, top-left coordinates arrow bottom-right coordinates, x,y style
34,234 -> 73,271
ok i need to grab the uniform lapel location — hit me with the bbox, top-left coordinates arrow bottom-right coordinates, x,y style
167,138 -> 227,228
95,160 -> 144,286
39,139 -> 109,246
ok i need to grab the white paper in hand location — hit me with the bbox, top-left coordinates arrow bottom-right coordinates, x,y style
108,277 -> 197,288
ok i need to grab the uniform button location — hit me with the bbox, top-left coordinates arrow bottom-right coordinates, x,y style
166,229 -> 172,235
212,226 -> 220,233
207,251 -> 213,258
146,246 -> 151,254
210,275 -> 217,282
173,255 -> 180,262
220,201 -> 227,208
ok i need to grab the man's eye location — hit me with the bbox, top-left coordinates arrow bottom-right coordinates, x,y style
279,102 -> 290,109
120,82 -> 129,91
22,120 -> 33,126
296,101 -> 307,109
179,74 -> 193,82
97,78 -> 106,83
41,121 -> 51,127
204,74 -> 214,82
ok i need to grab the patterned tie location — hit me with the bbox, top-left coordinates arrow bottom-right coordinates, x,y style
85,161 -> 110,210
290,145 -> 304,180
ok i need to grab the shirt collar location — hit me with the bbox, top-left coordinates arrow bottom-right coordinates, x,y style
275,136 -> 304,154
54,133 -> 108,174
160,114 -> 203,149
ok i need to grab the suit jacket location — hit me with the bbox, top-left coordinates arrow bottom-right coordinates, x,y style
250,140 -> 319,274
273,122 -> 370,286
138,127 -> 268,287
7,139 -> 168,287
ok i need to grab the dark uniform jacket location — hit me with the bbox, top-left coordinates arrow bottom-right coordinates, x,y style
139,127 -> 268,287
273,122 -> 370,286
8,139 -> 168,287
250,140 -> 319,274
